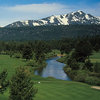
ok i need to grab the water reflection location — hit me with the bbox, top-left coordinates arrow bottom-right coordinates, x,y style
34,57 -> 70,80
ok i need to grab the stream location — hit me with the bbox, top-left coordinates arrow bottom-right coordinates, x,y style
34,57 -> 70,80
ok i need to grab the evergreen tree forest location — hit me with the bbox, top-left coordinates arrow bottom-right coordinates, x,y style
0,25 -> 100,41
0,33 -> 100,99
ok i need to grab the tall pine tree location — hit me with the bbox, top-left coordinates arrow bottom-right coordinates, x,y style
0,70 -> 9,94
9,67 -> 37,100
22,45 -> 33,60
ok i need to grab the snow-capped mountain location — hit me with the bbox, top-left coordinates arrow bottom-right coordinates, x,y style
6,10 -> 100,27
97,17 -> 100,20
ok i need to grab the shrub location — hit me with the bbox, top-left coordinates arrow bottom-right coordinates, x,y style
27,60 -> 46,68
57,56 -> 67,63
93,63 -> 100,73
13,53 -> 22,58
27,60 -> 37,67
68,58 -> 80,70
45,49 -> 61,59
67,70 -> 77,80
84,59 -> 93,71
64,67 -> 72,73
74,70 -> 89,82
85,76 -> 100,85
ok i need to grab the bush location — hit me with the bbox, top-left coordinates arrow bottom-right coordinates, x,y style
85,76 -> 100,85
67,58 -> 79,70
27,60 -> 46,68
64,67 -> 72,73
74,70 -> 89,82
45,49 -> 61,59
13,53 -> 22,58
89,72 -> 100,78
57,56 -> 67,63
67,70 -> 77,80
27,60 -> 37,67
84,59 -> 93,71
93,63 -> 100,73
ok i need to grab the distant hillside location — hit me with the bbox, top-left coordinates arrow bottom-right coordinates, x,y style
0,25 -> 100,41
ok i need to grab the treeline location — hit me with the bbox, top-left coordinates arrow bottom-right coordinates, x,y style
0,35 -> 100,68
0,25 -> 100,41
0,35 -> 100,58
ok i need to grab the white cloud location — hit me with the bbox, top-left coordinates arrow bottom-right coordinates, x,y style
1,3 -> 72,16
0,3 -> 100,26
0,3 -> 71,26
6,3 -> 67,13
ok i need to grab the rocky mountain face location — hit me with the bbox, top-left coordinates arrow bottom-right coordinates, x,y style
6,10 -> 100,27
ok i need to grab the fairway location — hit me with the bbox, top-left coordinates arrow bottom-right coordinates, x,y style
0,55 -> 26,79
0,79 -> 100,100
0,55 -> 100,100
35,81 -> 100,100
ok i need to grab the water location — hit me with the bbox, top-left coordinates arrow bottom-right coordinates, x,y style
34,57 -> 70,80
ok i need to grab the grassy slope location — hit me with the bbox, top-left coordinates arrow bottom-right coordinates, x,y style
35,81 -> 100,100
90,51 -> 100,63
0,55 -> 100,100
0,55 -> 26,79
1,77 -> 100,100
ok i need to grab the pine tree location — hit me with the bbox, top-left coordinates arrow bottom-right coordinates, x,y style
9,67 -> 37,100
22,45 -> 33,60
0,70 -> 9,94
75,40 -> 92,62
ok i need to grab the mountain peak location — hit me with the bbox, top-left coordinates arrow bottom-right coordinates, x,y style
71,10 -> 85,15
77,10 -> 83,12
5,10 -> 100,27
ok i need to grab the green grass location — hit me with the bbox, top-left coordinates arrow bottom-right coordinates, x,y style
0,54 -> 100,100
0,55 -> 26,79
35,81 -> 100,100
0,77 -> 100,100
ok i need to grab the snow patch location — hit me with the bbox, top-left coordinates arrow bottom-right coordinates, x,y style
77,10 -> 83,14
25,21 -> 29,25
40,20 -> 47,24
72,16 -> 79,21
33,22 -> 40,26
85,14 -> 90,20
49,16 -> 55,23
55,15 -> 69,25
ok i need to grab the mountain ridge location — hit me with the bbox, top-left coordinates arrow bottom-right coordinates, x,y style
6,10 -> 100,27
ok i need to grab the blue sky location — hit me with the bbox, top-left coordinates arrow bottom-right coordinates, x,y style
0,0 -> 100,26
0,0 -> 100,5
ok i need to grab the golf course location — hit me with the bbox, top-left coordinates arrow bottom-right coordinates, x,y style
0,53 -> 100,100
